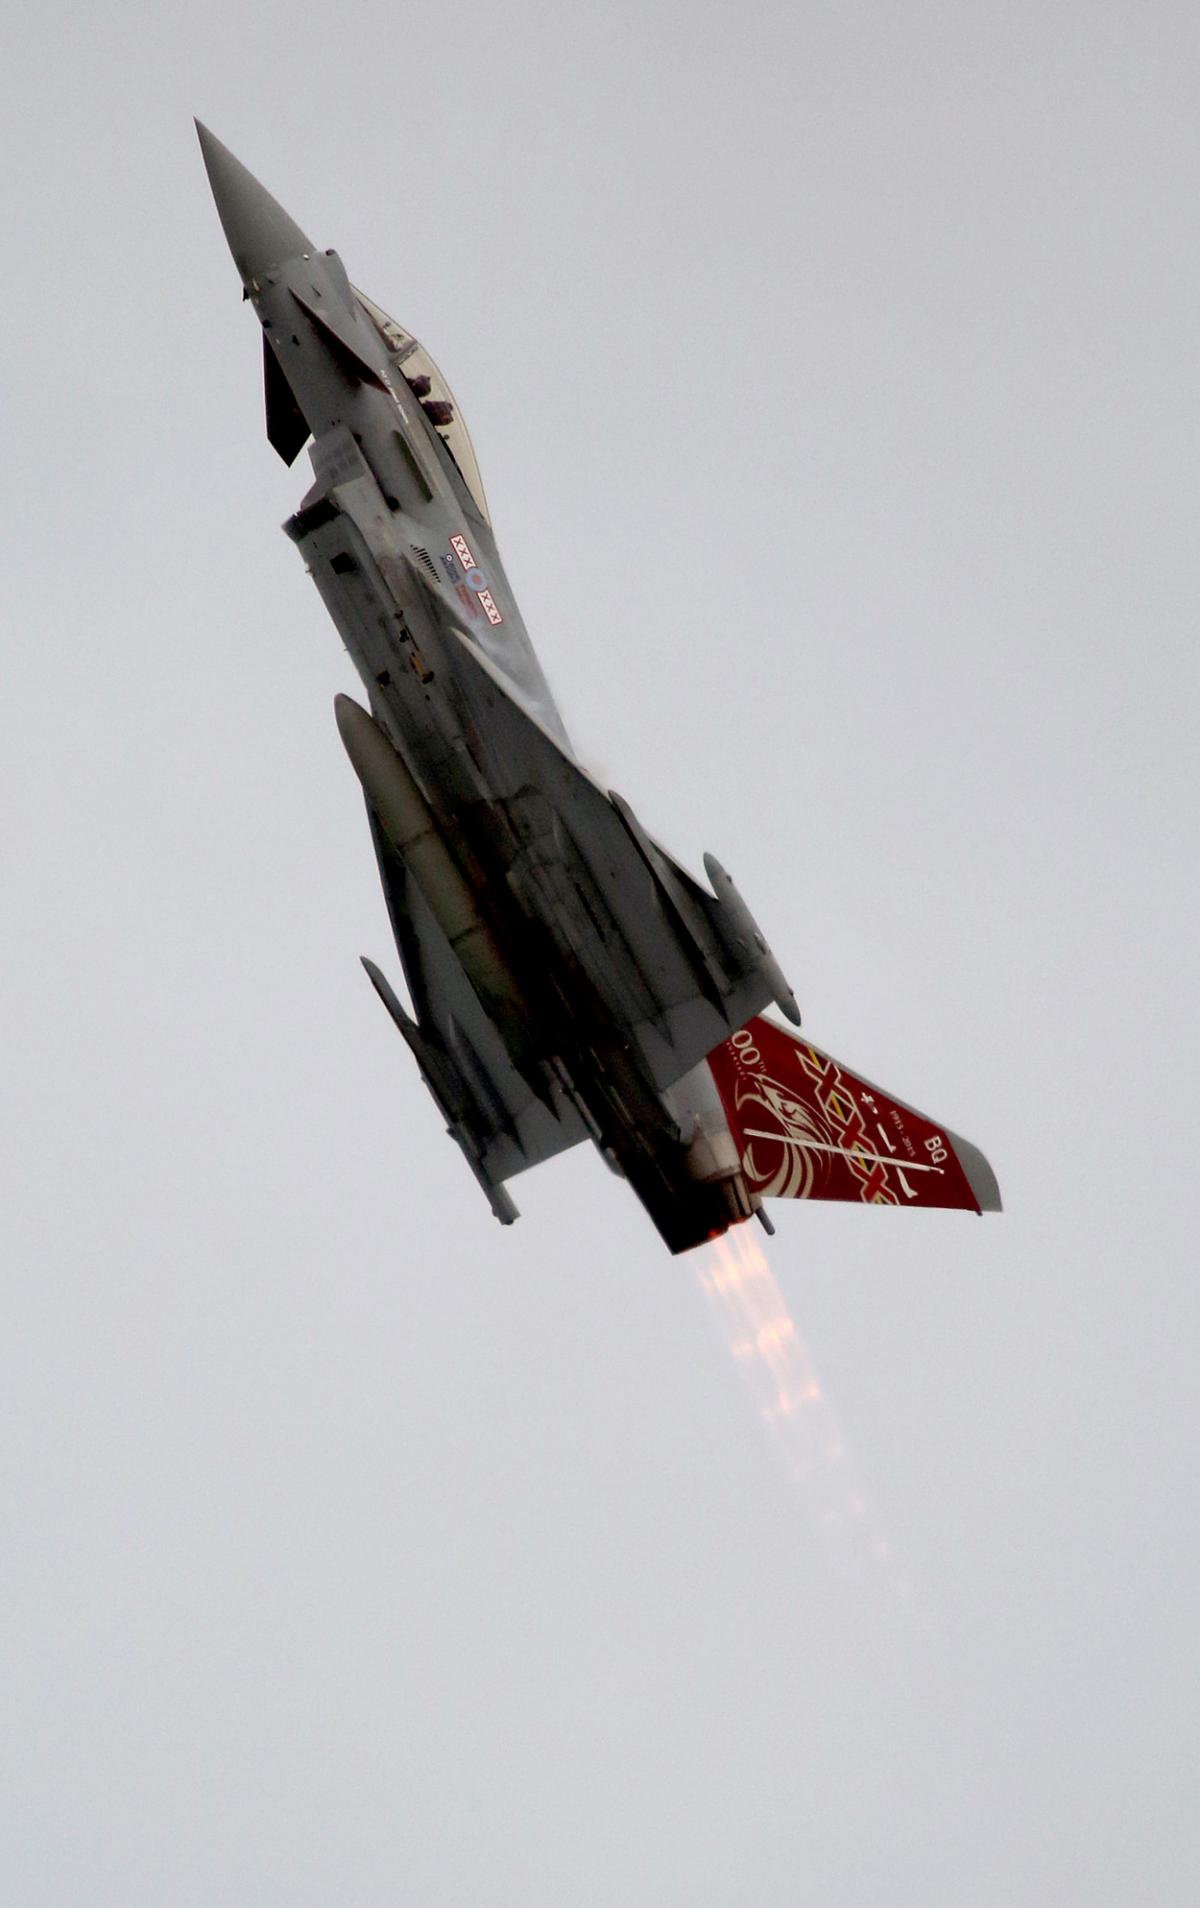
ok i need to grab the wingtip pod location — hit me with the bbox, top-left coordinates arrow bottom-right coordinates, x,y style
360,954 -> 418,1037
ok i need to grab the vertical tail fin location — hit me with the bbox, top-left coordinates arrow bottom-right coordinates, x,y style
708,1017 -> 1000,1213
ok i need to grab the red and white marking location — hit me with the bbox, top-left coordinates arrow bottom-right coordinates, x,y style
449,534 -> 504,625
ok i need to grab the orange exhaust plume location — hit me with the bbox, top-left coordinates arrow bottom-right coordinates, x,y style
694,1226 -> 911,1606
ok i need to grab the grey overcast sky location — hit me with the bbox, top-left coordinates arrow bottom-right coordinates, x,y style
2,3 -> 1196,1902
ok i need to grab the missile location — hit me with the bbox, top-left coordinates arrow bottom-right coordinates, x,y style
703,852 -> 801,1027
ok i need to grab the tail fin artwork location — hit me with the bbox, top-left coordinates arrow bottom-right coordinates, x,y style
707,1017 -> 1000,1215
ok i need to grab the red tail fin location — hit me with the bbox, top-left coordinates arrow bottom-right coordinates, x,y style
707,1017 -> 999,1213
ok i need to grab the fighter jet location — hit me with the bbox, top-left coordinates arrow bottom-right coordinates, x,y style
197,124 -> 1000,1253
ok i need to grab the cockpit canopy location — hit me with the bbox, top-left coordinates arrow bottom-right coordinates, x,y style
353,287 -> 491,527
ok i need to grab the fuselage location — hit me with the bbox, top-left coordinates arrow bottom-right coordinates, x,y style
199,124 -> 774,1250
258,259 -> 753,1244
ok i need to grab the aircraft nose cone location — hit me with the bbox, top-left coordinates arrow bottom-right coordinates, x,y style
195,120 -> 314,282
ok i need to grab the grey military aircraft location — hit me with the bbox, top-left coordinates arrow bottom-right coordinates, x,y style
198,124 -> 1000,1253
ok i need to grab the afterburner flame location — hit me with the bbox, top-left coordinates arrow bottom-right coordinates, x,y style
695,1226 -> 910,1603
698,1230 -> 842,1475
